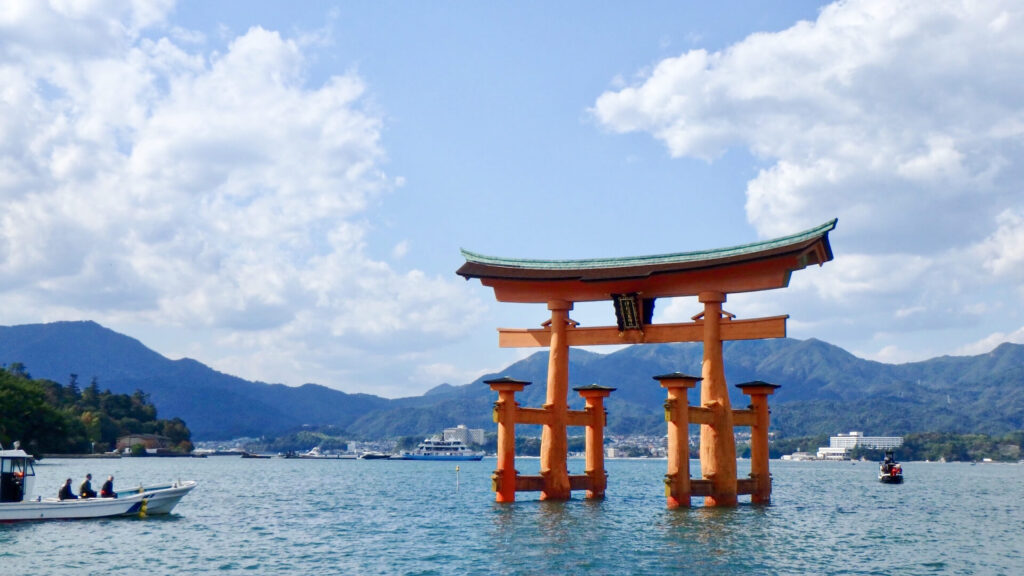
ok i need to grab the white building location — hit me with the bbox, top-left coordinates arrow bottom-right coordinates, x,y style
816,431 -> 903,460
443,424 -> 485,446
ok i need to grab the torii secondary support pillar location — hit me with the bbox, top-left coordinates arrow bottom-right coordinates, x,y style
541,299 -> 573,500
737,381 -> 781,504
574,384 -> 615,499
654,372 -> 701,508
699,291 -> 738,506
486,376 -> 531,503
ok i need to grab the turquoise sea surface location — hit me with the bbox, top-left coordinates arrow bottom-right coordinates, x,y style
2,456 -> 1022,575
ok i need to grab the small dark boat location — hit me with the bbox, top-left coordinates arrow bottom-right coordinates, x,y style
240,452 -> 270,459
878,450 -> 903,484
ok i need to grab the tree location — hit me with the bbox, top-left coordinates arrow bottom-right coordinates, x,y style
8,362 -> 30,379
130,389 -> 157,421
80,379 -> 101,411
0,368 -> 85,454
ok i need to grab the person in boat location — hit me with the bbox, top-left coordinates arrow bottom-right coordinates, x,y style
100,475 -> 117,498
58,478 -> 78,500
79,473 -> 98,498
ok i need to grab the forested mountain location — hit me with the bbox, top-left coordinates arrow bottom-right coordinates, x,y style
1,321 -> 1021,440
369,339 -> 1024,438
0,322 -> 389,439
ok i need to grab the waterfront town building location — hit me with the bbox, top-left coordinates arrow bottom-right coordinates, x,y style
816,431 -> 904,460
443,424 -> 486,446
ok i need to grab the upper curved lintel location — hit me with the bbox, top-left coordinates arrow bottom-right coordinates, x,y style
457,219 -> 837,280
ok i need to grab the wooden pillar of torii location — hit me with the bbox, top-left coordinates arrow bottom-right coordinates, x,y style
655,372 -> 781,507
487,375 -> 614,502
458,219 -> 836,505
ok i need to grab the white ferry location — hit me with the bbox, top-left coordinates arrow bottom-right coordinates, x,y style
398,437 -> 484,461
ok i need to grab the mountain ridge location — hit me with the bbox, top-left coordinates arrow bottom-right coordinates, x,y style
1,321 -> 1020,440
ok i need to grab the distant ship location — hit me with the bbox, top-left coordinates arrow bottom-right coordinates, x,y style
398,437 -> 484,461
280,446 -> 356,459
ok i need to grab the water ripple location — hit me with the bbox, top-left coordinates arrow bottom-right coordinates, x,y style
4,458 -> 1022,575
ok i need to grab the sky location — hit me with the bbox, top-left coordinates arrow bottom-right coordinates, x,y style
2,1 -> 1023,398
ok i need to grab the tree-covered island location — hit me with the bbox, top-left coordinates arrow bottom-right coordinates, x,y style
0,364 -> 192,456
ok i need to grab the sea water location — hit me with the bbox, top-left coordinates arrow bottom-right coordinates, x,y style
2,457 -> 1022,575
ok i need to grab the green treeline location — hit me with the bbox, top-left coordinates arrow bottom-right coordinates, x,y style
0,364 -> 192,456
768,432 -> 1024,462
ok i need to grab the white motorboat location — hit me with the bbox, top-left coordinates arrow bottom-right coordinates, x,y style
0,444 -> 196,522
398,437 -> 484,461
1,446 -> 145,521
296,446 -> 356,459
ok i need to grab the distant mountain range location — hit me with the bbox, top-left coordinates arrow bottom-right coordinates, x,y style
1,321 -> 1021,440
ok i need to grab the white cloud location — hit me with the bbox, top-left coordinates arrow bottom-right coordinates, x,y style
868,344 -> 918,365
957,326 -> 1024,356
975,208 -> 1024,278
391,240 -> 409,259
592,0 -> 1024,362
0,3 -> 483,394
414,363 -> 467,388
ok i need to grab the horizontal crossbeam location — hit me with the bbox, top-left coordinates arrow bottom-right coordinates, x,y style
498,315 -> 788,348
514,474 -> 593,493
689,406 -> 714,425
566,409 -> 593,428
512,407 -> 596,427
515,407 -> 549,426
732,409 -> 756,427
672,477 -> 758,499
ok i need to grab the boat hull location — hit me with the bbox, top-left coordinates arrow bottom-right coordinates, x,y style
0,494 -> 146,522
118,481 -> 197,515
878,474 -> 904,484
398,454 -> 484,461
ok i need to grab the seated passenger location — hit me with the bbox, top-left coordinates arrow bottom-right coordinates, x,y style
58,478 -> 78,500
100,475 -> 117,498
79,473 -> 98,498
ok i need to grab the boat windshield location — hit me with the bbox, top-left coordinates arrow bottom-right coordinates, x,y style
1,455 -> 35,503
1,456 -> 34,476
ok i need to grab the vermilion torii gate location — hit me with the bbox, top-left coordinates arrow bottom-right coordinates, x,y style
458,219 -> 836,506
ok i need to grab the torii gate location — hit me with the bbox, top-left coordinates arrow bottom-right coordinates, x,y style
457,219 -> 836,506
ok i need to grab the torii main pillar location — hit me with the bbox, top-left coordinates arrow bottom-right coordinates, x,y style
458,219 -> 837,505
541,299 -> 572,499
698,291 -> 737,506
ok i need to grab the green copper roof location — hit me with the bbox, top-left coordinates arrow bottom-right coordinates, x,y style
459,219 -> 836,274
